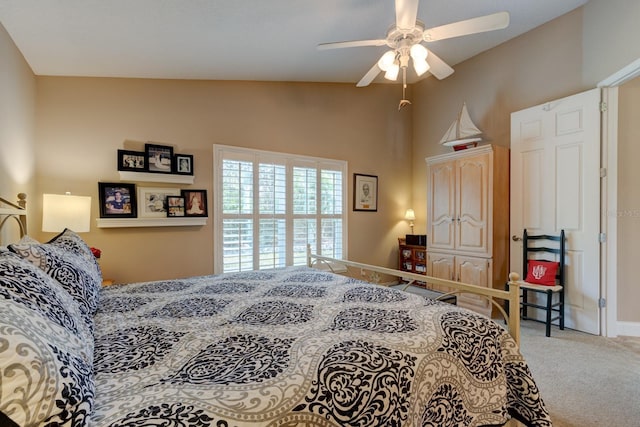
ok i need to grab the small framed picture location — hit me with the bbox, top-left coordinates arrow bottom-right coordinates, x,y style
145,143 -> 174,174
138,187 -> 181,218
181,189 -> 208,217
353,173 -> 378,212
166,196 -> 186,217
117,149 -> 146,172
98,182 -> 137,218
174,154 -> 194,175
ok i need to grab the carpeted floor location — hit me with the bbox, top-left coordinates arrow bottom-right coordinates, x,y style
519,321 -> 640,427
392,284 -> 640,426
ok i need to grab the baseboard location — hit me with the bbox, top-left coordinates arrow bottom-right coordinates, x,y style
616,321 -> 640,337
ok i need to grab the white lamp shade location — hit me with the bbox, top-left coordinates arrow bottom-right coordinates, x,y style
413,58 -> 430,76
384,63 -> 400,81
377,50 -> 396,71
404,209 -> 416,221
42,194 -> 91,233
410,43 -> 428,60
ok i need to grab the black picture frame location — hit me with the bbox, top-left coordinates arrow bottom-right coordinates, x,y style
98,182 -> 137,218
181,189 -> 208,217
353,173 -> 378,212
117,149 -> 147,172
166,196 -> 186,217
145,143 -> 174,174
174,154 -> 194,175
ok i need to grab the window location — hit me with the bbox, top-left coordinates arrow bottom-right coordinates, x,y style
213,145 -> 347,273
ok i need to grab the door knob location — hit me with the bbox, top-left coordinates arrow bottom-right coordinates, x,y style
512,235 -> 522,241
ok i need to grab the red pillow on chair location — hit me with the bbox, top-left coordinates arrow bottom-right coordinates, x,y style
525,260 -> 559,286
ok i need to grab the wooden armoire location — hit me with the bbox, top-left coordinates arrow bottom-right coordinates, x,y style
425,144 -> 510,317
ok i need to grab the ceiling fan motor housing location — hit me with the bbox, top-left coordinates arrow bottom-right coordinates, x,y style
385,21 -> 425,50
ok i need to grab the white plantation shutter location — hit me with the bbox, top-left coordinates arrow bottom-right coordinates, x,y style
214,145 -> 347,273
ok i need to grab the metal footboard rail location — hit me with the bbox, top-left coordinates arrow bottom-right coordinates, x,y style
307,247 -> 521,346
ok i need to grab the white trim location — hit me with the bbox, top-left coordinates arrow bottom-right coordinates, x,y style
601,86 -> 618,338
616,321 -> 640,337
118,171 -> 194,184
597,58 -> 640,337
96,217 -> 206,228
598,58 -> 640,88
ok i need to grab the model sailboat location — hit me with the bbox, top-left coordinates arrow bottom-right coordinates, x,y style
440,103 -> 483,150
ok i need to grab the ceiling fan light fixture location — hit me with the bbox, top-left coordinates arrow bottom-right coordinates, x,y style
377,50 -> 396,71
413,58 -> 430,76
384,62 -> 400,81
409,43 -> 428,60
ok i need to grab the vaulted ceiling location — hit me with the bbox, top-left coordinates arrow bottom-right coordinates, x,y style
0,0 -> 589,85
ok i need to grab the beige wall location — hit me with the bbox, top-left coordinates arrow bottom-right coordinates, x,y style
617,76 -> 640,321
34,77 -> 412,282
411,8 -> 587,233
411,0 -> 640,324
0,22 -> 36,241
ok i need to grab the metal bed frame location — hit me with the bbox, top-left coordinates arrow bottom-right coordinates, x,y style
307,246 -> 522,345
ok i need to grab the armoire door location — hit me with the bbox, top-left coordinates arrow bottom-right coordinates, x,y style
426,252 -> 455,294
456,255 -> 491,315
427,161 -> 455,251
456,152 -> 490,255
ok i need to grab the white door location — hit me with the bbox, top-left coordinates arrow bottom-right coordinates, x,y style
510,88 -> 601,335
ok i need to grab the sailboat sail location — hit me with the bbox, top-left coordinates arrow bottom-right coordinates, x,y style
440,103 -> 483,147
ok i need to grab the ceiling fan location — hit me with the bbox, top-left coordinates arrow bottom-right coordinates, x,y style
318,0 -> 509,109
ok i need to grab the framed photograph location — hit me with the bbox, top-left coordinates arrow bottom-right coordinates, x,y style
166,196 -> 185,217
145,143 -> 174,173
137,187 -> 181,218
181,189 -> 208,217
174,154 -> 194,175
117,149 -> 146,172
98,182 -> 137,218
353,173 -> 378,211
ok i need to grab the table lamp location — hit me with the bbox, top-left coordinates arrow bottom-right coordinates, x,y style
42,193 -> 91,233
404,208 -> 415,234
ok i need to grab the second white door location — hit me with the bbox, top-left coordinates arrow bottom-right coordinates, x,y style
510,88 -> 601,335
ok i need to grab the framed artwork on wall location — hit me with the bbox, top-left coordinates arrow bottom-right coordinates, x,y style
166,196 -> 186,217
117,149 -> 146,172
353,173 -> 378,212
98,182 -> 137,218
137,187 -> 181,218
182,189 -> 208,217
174,154 -> 194,175
145,143 -> 174,173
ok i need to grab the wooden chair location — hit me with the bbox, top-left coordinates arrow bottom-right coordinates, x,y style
519,229 -> 565,337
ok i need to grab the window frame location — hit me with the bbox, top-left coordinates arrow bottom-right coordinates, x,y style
213,144 -> 348,273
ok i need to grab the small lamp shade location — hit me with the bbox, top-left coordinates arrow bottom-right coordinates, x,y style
42,193 -> 91,233
405,208 -> 415,234
404,209 -> 416,221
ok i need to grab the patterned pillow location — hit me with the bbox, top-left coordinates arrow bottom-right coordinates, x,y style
0,298 -> 95,426
525,260 -> 559,286
9,232 -> 102,317
48,228 -> 102,276
0,251 -> 93,356
0,251 -> 95,425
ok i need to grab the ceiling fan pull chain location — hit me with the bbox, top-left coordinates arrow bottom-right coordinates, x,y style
399,67 -> 412,111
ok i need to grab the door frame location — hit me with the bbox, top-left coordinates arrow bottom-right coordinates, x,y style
598,57 -> 640,337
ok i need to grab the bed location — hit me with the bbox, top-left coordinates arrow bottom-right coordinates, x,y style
0,194 -> 551,427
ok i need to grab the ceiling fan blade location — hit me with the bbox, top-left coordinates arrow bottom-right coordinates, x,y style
356,63 -> 382,87
426,50 -> 454,80
423,11 -> 510,42
317,39 -> 387,50
395,0 -> 420,30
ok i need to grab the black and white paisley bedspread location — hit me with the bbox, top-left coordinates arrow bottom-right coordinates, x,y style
91,266 -> 551,427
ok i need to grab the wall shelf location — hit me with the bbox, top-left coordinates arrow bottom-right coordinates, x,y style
118,171 -> 194,185
96,217 -> 207,228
